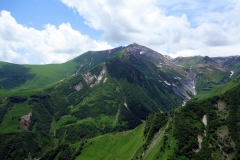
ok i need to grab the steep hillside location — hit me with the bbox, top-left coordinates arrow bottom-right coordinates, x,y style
169,76 -> 240,160
0,61 -> 76,90
67,76 -> 240,160
0,47 -> 122,91
212,56 -> 240,78
0,43 -> 240,160
0,43 -> 188,159
172,56 -> 231,94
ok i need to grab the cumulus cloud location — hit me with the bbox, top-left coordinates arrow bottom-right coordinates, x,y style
61,0 -> 240,57
0,10 -> 112,64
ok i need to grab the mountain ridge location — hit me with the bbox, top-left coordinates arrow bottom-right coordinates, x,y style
0,43 -> 240,159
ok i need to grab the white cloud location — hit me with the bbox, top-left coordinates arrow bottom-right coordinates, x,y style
61,0 -> 240,58
0,10 -> 112,64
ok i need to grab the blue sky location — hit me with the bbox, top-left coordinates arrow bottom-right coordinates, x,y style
0,0 -> 240,64
0,0 -> 102,39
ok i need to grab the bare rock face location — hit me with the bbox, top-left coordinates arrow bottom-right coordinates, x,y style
20,112 -> 32,131
82,66 -> 107,88
82,72 -> 96,84
75,82 -> 83,91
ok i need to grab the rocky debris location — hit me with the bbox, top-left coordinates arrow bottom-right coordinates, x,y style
75,82 -> 83,91
172,86 -> 191,102
217,102 -> 228,120
90,67 -> 106,87
218,102 -> 226,111
215,127 -> 235,160
217,128 -> 229,143
164,55 -> 173,61
82,72 -> 96,84
172,67 -> 197,102
195,135 -> 203,153
82,67 -> 107,88
20,112 -> 32,131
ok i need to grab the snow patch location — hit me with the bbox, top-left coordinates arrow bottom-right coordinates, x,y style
230,71 -> 234,78
86,57 -> 93,68
124,102 -> 130,110
164,81 -> 171,86
75,65 -> 83,74
182,101 -> 186,106
140,51 -> 145,54
174,77 -> 182,80
103,78 -> 108,83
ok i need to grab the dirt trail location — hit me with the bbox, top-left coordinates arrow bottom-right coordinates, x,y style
143,121 -> 169,159
115,108 -> 120,123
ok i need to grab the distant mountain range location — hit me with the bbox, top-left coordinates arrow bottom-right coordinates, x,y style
0,43 -> 240,159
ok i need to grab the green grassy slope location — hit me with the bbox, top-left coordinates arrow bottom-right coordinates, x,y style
0,45 -> 184,159
0,61 -> 77,90
74,124 -> 145,160
1,75 -> 240,159
193,76 -> 240,100
1,44 -> 240,160
0,47 -> 123,91
172,56 -> 204,68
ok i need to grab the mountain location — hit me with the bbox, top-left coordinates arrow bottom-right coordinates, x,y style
0,43 -> 240,159
51,76 -> 240,160
212,56 -> 240,78
0,43 -> 184,159
172,55 -> 238,94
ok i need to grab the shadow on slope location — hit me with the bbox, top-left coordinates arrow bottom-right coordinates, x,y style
0,64 -> 35,90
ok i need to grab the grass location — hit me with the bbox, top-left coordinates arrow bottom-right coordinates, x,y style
0,103 -> 32,133
74,123 -> 145,160
51,115 -> 78,132
194,76 -> 240,100
0,57 -> 83,91
20,61 -> 78,90
144,121 -> 177,160
173,56 -> 203,68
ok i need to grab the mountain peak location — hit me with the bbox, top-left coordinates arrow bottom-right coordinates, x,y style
127,43 -> 143,48
201,56 -> 215,64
